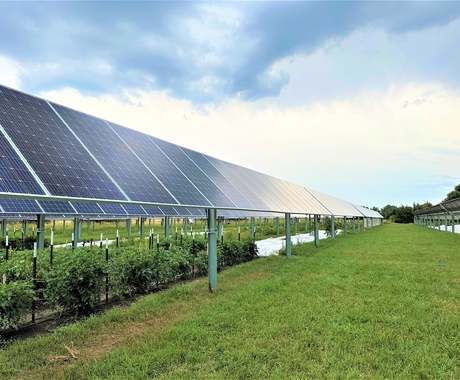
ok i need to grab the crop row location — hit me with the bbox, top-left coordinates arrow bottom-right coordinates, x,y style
0,236 -> 258,331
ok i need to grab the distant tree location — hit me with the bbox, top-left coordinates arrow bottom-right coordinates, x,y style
444,184 -> 460,201
380,204 -> 397,220
413,201 -> 432,211
371,206 -> 380,212
394,205 -> 414,224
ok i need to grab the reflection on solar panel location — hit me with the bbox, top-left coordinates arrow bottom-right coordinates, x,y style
122,204 -> 146,216
181,147 -> 255,209
202,155 -> 270,211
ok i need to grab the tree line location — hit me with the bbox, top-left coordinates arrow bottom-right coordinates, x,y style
369,184 -> 460,224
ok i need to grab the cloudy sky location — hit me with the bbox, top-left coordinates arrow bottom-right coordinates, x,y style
1,1 -> 459,209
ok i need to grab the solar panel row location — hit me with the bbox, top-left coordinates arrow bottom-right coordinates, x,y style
0,84 -> 381,219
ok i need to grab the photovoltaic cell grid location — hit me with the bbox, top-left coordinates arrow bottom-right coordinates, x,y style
109,123 -> 212,207
151,136 -> 237,208
0,86 -> 125,200
0,84 -> 382,220
50,103 -> 177,205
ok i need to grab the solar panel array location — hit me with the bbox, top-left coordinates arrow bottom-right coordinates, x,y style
0,84 -> 382,220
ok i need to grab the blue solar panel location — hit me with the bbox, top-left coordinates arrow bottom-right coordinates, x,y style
122,204 -> 146,215
0,85 -> 126,200
72,202 -> 103,214
142,205 -> 165,216
109,123 -> 212,207
158,206 -> 179,216
180,147 -> 255,209
0,129 -> 45,195
50,104 -> 178,205
151,137 -> 236,208
38,200 -> 76,214
99,203 -> 126,215
203,155 -> 271,211
0,198 -> 42,213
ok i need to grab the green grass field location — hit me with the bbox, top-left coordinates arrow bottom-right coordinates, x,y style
1,223 -> 459,379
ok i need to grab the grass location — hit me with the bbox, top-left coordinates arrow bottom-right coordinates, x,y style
1,223 -> 459,379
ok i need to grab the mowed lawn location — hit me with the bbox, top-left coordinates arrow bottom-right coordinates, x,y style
1,223 -> 459,379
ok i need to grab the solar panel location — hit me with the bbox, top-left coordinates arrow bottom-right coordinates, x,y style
158,206 -> 179,216
203,155 -> 272,211
0,198 -> 43,213
109,123 -> 212,207
212,160 -> 284,211
180,147 -> 255,209
99,203 -> 126,215
141,205 -> 164,216
0,85 -> 126,200
151,136 -> 236,208
122,204 -> 147,216
71,202 -> 104,214
50,103 -> 178,205
0,128 -> 45,195
38,200 -> 76,214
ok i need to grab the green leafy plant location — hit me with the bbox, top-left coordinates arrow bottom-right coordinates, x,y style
0,281 -> 34,329
43,248 -> 104,314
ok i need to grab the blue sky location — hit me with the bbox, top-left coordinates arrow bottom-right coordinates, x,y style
1,1 -> 459,208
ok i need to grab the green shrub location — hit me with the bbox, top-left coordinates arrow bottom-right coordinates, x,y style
0,281 -> 34,329
43,248 -> 105,313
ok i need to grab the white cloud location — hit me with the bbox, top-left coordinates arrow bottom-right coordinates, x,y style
0,56 -> 22,89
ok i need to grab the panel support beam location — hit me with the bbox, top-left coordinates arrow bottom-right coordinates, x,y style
207,208 -> 217,292
285,213 -> 292,258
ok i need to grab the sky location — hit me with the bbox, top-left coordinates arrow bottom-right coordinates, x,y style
1,1 -> 459,209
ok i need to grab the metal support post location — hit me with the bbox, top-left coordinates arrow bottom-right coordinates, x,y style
452,214 -> 456,234
352,217 -> 355,233
217,217 -> 223,244
343,217 -> 347,236
36,214 -> 45,251
285,213 -> 292,258
276,217 -> 280,235
73,218 -> 79,249
165,216 -> 170,238
358,218 -> 361,232
1,219 -> 6,237
140,217 -> 145,239
331,215 -> 335,240
251,217 -> 255,239
207,209 -> 217,292
445,214 -> 448,232
126,218 -> 132,237
314,215 -> 319,247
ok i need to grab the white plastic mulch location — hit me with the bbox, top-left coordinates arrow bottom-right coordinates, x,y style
429,225 -> 460,233
255,230 -> 339,257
